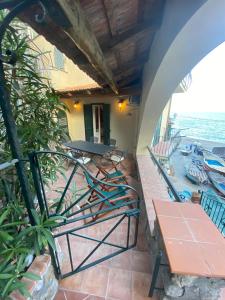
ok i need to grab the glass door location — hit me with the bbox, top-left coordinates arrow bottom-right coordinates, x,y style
92,104 -> 103,143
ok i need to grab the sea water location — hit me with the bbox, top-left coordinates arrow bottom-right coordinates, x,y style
171,112 -> 225,143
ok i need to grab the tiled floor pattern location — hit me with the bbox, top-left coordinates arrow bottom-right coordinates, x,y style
45,156 -> 225,300
153,200 -> 225,278
45,157 -> 158,299
55,266 -> 157,300
55,250 -> 157,300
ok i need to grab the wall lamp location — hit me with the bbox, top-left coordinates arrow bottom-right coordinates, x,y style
73,100 -> 80,110
118,99 -> 125,111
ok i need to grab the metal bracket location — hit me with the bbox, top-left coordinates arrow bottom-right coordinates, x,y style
148,251 -> 169,297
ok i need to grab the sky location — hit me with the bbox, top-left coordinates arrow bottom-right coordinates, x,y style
171,42 -> 225,113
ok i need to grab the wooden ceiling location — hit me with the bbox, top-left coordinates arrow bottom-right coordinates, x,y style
10,0 -> 165,95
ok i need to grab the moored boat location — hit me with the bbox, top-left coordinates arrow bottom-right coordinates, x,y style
207,171 -> 225,196
212,147 -> 225,159
180,149 -> 192,156
203,151 -> 225,174
178,189 -> 192,202
185,162 -> 208,185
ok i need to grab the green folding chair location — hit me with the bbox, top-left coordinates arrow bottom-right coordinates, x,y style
92,156 -> 128,185
81,171 -> 133,223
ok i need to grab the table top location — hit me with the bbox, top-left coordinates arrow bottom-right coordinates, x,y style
64,140 -> 115,156
153,200 -> 225,278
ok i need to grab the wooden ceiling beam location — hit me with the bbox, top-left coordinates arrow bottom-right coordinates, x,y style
74,21 -> 157,64
55,0 -> 118,94
102,21 -> 158,52
116,72 -> 142,88
72,21 -> 157,68
113,54 -> 148,78
102,0 -> 118,37
58,84 -> 141,99
17,2 -> 106,87
101,0 -> 114,37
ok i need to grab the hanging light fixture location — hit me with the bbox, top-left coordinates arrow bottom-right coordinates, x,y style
73,100 -> 80,109
118,99 -> 124,111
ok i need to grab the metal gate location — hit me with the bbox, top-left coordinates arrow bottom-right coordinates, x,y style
29,151 -> 140,279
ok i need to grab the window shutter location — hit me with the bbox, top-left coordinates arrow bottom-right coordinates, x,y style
83,104 -> 94,142
54,47 -> 64,70
58,116 -> 69,143
103,104 -> 110,145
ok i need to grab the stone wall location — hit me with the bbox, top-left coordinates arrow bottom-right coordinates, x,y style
10,255 -> 58,300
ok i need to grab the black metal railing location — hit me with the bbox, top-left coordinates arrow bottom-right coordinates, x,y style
29,150 -> 140,278
201,192 -> 225,236
148,147 -> 182,202
148,148 -> 225,236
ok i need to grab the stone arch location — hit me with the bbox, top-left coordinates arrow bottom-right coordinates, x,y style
137,0 -> 225,154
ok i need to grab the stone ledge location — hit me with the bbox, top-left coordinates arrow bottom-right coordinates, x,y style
153,222 -> 225,300
136,155 -> 169,235
10,254 -> 58,300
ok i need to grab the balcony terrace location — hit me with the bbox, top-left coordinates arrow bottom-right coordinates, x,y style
1,1 -> 225,300
48,150 -> 225,300
49,157 -> 154,300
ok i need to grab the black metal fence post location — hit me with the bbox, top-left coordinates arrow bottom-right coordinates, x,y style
148,147 -> 182,202
0,0 -> 40,225
0,60 -> 35,224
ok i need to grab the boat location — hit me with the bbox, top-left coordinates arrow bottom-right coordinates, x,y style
178,189 -> 192,202
180,149 -> 192,156
203,151 -> 225,174
207,172 -> 225,196
180,144 -> 192,156
212,147 -> 225,159
185,162 -> 208,185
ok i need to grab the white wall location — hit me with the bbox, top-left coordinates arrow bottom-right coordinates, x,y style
159,98 -> 172,139
137,0 -> 225,154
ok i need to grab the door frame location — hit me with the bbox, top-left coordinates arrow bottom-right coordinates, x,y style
83,103 -> 110,145
92,104 -> 103,143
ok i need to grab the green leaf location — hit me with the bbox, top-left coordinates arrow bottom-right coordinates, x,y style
2,277 -> 14,297
44,215 -> 65,224
31,210 -> 41,225
23,272 -> 41,281
0,273 -> 13,279
1,221 -> 26,228
17,226 -> 35,239
17,283 -> 31,298
0,231 -> 13,241
41,229 -> 56,251
0,210 -> 9,225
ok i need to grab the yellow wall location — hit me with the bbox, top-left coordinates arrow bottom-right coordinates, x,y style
63,97 -> 139,154
29,30 -> 139,153
30,33 -> 97,90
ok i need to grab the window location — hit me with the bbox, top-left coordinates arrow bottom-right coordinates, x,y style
54,47 -> 64,70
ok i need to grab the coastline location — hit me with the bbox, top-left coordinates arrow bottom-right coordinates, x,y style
180,136 -> 225,150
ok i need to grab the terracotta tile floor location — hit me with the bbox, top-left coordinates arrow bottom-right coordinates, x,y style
45,157 -> 158,300
46,156 -> 225,300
